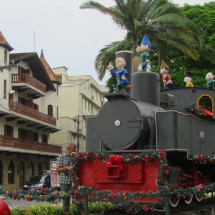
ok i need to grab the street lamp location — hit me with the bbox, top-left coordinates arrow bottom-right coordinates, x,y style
72,115 -> 83,152
0,60 -> 17,72
0,90 -> 15,102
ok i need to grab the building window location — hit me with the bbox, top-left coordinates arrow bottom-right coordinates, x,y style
29,161 -> 34,176
48,105 -> 53,116
8,160 -> 14,184
4,80 -> 7,99
34,132 -> 39,142
4,50 -> 7,65
0,160 -> 2,185
42,134 -> 48,144
4,125 -> 14,137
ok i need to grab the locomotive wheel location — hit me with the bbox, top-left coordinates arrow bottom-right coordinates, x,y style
184,194 -> 193,204
169,195 -> 180,208
195,191 -> 203,202
195,170 -> 204,202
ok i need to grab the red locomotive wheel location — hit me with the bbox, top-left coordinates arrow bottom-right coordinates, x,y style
184,194 -> 193,205
169,195 -> 180,208
0,199 -> 11,215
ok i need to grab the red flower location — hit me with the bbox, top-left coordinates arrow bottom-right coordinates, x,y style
164,166 -> 169,174
197,184 -> 203,191
144,205 -> 150,211
110,193 -> 116,199
87,151 -> 92,157
41,188 -> 47,194
24,195 -> 31,201
159,150 -> 166,159
144,155 -> 152,162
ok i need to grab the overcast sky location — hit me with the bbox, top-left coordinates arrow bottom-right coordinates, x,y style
1,0 -> 212,85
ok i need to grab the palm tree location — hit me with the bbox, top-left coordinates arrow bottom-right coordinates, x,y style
80,0 -> 201,80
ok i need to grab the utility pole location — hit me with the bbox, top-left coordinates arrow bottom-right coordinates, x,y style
72,115 -> 82,152
77,115 -> 80,152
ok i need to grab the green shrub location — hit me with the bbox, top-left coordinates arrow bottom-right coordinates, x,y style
11,202 -> 116,215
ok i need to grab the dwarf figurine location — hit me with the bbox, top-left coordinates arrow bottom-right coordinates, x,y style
160,65 -> 173,89
184,76 -> 193,88
183,71 -> 193,87
108,57 -> 129,92
136,34 -> 151,72
205,72 -> 215,89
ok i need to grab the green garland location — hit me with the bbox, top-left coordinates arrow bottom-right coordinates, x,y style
1,151 -> 215,214
185,104 -> 215,122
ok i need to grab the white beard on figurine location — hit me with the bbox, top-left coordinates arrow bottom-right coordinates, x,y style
138,64 -> 142,72
146,62 -> 151,72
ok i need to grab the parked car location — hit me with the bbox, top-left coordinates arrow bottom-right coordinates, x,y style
23,173 -> 51,191
23,175 -> 42,190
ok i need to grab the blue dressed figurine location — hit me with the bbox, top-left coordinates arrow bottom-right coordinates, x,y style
108,57 -> 129,92
136,34 -> 151,72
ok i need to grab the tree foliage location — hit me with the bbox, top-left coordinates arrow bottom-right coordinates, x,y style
80,0 -> 201,80
167,2 -> 215,88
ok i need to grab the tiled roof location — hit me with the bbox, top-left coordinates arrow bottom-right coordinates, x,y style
0,31 -> 13,51
40,49 -> 58,82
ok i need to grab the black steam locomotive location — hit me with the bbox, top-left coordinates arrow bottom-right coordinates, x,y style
74,51 -> 215,211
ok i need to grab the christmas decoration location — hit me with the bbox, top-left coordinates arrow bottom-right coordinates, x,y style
185,104 -> 215,122
1,151 -> 215,214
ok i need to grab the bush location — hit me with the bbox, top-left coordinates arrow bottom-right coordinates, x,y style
10,202 -> 116,215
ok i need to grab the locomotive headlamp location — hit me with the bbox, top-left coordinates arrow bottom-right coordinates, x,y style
115,120 -> 121,127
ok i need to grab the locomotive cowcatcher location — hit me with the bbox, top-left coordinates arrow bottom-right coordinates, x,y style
72,51 -> 215,213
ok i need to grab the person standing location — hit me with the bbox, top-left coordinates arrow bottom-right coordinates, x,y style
56,143 -> 77,215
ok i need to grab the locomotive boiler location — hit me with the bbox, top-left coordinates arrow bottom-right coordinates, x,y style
73,51 -> 215,212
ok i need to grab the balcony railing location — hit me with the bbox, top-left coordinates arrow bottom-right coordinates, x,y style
0,135 -> 61,154
9,101 -> 56,126
11,74 -> 46,93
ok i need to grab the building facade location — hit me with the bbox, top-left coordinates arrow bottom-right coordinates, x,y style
50,67 -> 108,152
0,32 -> 61,189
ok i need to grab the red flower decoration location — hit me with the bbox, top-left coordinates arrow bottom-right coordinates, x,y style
144,205 -> 150,211
24,196 -> 31,201
87,152 -> 92,157
110,193 -> 116,199
159,150 -> 165,159
197,184 -> 203,191
144,155 -> 152,162
164,166 -> 169,174
41,188 -> 47,194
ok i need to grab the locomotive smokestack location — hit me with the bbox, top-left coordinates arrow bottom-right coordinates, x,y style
131,72 -> 160,106
115,51 -> 133,85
